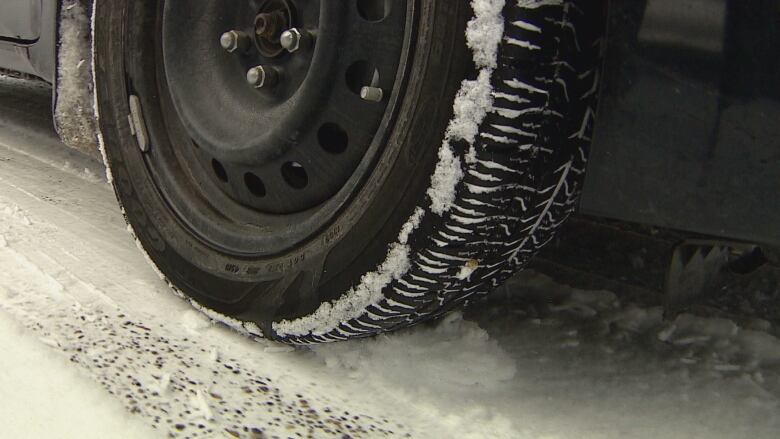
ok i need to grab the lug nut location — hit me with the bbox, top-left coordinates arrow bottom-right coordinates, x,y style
280,28 -> 313,53
360,86 -> 384,102
246,66 -> 279,89
220,30 -> 250,53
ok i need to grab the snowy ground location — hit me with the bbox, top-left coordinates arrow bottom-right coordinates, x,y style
1,77 -> 779,439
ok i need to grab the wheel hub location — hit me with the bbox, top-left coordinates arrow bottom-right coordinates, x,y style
161,0 -> 409,214
253,0 -> 293,57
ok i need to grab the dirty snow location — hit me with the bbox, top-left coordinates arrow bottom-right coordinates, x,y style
0,313 -> 155,439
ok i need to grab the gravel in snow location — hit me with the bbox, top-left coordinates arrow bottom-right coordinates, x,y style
0,313 -> 155,439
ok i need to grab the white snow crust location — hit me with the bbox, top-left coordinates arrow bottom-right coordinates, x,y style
0,313 -> 155,439
273,0 -> 505,338
2,121 -> 780,437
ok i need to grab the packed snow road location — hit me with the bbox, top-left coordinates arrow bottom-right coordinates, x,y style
1,76 -> 779,439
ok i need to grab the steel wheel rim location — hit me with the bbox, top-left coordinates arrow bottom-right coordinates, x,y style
126,0 -> 414,256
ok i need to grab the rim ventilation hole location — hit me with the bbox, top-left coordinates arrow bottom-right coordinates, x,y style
212,159 -> 229,182
345,60 -> 380,95
318,123 -> 349,154
357,0 -> 391,22
281,162 -> 308,189
244,172 -> 267,197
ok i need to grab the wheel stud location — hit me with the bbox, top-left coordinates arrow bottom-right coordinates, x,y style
247,66 -> 280,89
280,28 -> 312,53
255,12 -> 286,39
360,86 -> 384,102
220,30 -> 250,53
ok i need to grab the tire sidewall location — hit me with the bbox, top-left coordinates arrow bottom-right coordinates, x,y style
94,0 -> 471,320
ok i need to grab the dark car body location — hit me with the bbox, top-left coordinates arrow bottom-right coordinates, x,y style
0,0 -> 56,82
1,0 -> 779,247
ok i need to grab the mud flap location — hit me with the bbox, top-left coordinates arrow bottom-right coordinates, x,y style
52,0 -> 99,157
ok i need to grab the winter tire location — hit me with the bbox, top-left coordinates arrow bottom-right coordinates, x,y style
93,0 -> 606,343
